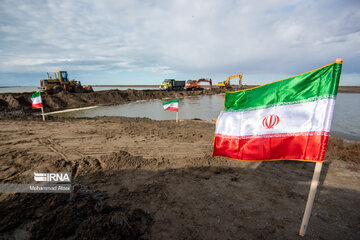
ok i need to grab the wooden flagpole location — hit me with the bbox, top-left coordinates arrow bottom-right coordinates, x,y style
176,111 -> 179,122
41,106 -> 45,121
299,58 -> 343,236
299,162 -> 323,236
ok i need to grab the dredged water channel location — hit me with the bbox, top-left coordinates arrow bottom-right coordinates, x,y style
51,93 -> 360,140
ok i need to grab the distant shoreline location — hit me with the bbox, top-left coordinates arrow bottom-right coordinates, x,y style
90,85 -> 360,92
337,86 -> 360,93
92,85 -> 159,87
92,85 -> 360,93
1,85 -> 360,93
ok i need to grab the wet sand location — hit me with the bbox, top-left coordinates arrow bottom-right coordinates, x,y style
0,115 -> 359,239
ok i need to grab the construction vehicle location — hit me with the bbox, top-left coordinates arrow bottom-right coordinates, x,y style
216,73 -> 243,89
159,79 -> 185,90
185,78 -> 212,90
38,71 -> 94,94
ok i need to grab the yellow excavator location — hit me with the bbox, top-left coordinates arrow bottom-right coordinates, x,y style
216,73 -> 243,88
38,71 -> 93,94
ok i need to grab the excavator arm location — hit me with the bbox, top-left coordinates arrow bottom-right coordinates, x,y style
216,73 -> 243,88
224,73 -> 243,87
196,78 -> 212,89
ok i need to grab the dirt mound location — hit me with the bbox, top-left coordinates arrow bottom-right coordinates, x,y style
326,137 -> 360,163
1,85 -> 358,113
0,150 -> 71,184
0,149 -> 157,185
0,148 -> 156,239
325,136 -> 360,171
0,93 -> 32,111
0,88 -> 232,113
0,185 -> 153,240
100,151 -> 157,170
72,151 -> 157,177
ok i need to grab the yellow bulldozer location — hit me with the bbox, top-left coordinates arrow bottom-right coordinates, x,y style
38,71 -> 93,94
216,73 -> 243,89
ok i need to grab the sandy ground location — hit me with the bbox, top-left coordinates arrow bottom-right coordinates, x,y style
0,115 -> 359,239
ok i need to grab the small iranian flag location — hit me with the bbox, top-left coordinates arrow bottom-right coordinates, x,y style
213,59 -> 343,162
31,91 -> 43,109
162,99 -> 178,112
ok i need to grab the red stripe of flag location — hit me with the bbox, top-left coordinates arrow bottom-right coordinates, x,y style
213,134 -> 328,162
165,107 -> 178,112
32,103 -> 43,109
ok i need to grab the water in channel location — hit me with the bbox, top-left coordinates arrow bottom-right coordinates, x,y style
52,93 -> 360,140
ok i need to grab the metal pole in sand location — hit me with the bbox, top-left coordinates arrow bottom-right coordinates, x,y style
299,161 -> 323,236
41,107 -> 45,121
176,111 -> 179,122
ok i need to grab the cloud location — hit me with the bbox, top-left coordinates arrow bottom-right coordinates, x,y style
0,0 -> 359,85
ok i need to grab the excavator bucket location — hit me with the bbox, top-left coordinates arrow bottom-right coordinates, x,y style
83,85 -> 94,93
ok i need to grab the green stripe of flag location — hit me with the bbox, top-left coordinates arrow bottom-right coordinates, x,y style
31,91 -> 41,98
224,62 -> 342,111
162,99 -> 178,105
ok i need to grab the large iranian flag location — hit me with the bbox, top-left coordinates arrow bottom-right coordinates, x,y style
213,59 -> 343,162
31,91 -> 43,109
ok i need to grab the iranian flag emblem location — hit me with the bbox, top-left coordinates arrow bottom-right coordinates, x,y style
162,99 -> 178,112
31,91 -> 43,109
262,114 -> 280,129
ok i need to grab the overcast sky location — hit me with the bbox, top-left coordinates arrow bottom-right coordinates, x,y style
0,0 -> 359,86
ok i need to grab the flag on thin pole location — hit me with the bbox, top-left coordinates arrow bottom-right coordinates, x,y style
213,58 -> 343,237
31,91 -> 45,121
31,91 -> 43,109
162,99 -> 179,122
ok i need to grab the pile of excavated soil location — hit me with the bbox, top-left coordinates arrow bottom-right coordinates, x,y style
0,185 -> 153,240
1,85 -> 359,113
0,115 -> 359,239
0,88 -> 234,113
